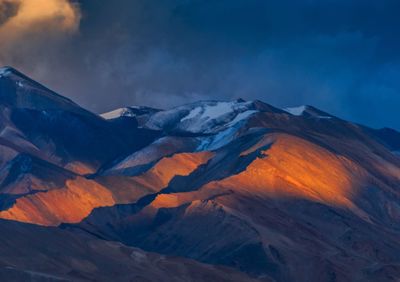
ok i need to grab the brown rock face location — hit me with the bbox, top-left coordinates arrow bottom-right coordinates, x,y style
0,220 -> 260,282
0,177 -> 115,225
1,69 -> 400,281
0,152 -> 213,226
75,129 -> 400,281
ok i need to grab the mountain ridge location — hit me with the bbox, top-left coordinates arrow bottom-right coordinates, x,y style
0,67 -> 399,281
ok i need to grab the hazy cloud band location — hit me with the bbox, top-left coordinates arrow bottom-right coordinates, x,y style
0,0 -> 399,130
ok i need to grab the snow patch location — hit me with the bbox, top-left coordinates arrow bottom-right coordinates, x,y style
181,102 -> 239,123
101,106 -> 158,120
101,108 -> 125,119
202,102 -> 235,120
0,67 -> 11,78
145,100 -> 257,134
284,105 -> 332,119
131,250 -> 147,262
101,108 -> 135,119
285,105 -> 306,116
226,110 -> 258,126
196,126 -> 239,151
176,101 -> 256,133
181,107 -> 202,122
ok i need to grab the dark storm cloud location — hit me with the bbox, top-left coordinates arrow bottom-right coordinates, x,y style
0,1 -> 19,25
1,0 -> 399,129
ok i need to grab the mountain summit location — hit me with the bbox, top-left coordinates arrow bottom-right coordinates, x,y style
0,66 -> 86,113
0,67 -> 399,281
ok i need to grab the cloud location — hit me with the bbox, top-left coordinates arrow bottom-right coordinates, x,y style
0,0 -> 80,34
0,0 -> 80,63
0,0 -> 399,130
0,0 -> 19,25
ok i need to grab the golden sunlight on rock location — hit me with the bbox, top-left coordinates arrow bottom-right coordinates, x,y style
65,161 -> 96,175
0,177 -> 114,226
0,152 -> 214,226
135,151 -> 214,190
151,194 -> 181,208
126,133 -> 375,222
203,133 -> 370,219
104,151 -> 215,203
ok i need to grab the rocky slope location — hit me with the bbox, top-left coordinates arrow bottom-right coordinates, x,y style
0,67 -> 399,281
0,219 -> 259,282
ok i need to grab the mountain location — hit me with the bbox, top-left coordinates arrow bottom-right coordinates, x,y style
0,67 -> 399,281
0,67 -> 160,174
0,220 -> 258,282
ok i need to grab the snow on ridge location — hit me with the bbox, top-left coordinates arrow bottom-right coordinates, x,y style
0,67 -> 12,78
101,108 -> 131,119
284,105 -> 333,119
226,110 -> 258,126
104,100 -> 258,133
196,126 -> 238,151
101,106 -> 159,120
284,105 -> 307,116
180,101 -> 254,123
180,101 -> 235,123
201,101 -> 236,120
181,106 -> 202,122
175,100 -> 258,133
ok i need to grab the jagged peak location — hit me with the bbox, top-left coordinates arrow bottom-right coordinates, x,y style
235,97 -> 246,103
0,66 -> 39,82
284,105 -> 334,119
101,106 -> 161,120
0,66 -> 55,91
102,99 -> 288,134
0,66 -> 15,77
0,66 -> 92,115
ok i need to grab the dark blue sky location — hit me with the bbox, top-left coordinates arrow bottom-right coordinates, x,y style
1,0 -> 399,129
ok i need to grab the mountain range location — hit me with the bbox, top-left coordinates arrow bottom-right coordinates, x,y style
0,66 -> 399,281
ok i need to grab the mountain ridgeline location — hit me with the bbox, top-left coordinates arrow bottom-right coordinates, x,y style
0,66 -> 399,281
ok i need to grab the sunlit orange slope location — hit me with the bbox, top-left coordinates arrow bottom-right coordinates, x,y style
142,133 -> 370,219
0,151 -> 213,226
101,151 -> 214,203
207,134 -> 368,211
0,177 -> 114,226
88,131 -> 400,281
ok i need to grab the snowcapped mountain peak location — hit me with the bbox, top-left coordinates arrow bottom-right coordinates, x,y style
101,99 -> 289,135
0,67 -> 96,116
285,105 -> 307,116
144,99 -> 260,134
1,69 -> 400,282
0,67 -> 29,81
285,105 -> 334,119
0,66 -> 14,78
101,108 -> 135,119
235,97 -> 246,103
0,66 -> 36,82
180,100 -> 252,122
101,106 -> 160,120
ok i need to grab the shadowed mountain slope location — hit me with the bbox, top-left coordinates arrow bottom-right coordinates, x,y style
0,67 -> 399,281
0,219 -> 260,282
